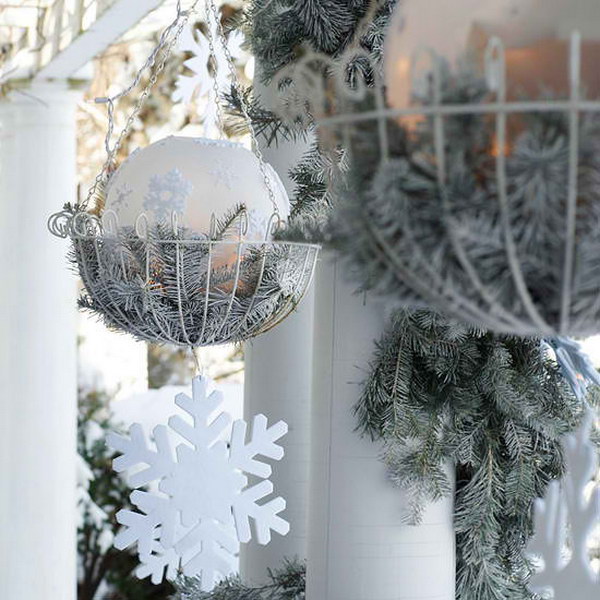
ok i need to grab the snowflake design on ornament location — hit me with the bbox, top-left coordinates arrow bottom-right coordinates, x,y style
210,158 -> 240,191
143,168 -> 193,222
527,411 -> 600,599
107,377 -> 289,590
112,183 -> 133,211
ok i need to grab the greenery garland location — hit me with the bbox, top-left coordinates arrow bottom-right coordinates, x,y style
356,309 -> 592,600
174,560 -> 305,600
327,76 -> 600,335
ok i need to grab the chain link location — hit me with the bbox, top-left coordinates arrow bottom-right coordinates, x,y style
83,0 -> 202,210
206,0 -> 280,215
202,2 -> 226,136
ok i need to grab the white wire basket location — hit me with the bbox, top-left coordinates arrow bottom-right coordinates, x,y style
45,1 -> 321,348
49,207 -> 319,347
268,18 -> 600,337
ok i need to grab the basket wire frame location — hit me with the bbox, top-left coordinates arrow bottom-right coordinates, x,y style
267,27 -> 600,337
49,208 -> 319,347
47,0 -> 320,347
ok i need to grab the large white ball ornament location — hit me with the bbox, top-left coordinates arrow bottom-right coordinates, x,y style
105,137 -> 290,238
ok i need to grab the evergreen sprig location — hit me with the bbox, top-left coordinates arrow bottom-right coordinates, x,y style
224,1 -> 398,240
327,75 -> 600,335
174,559 -> 305,600
69,204 -> 308,347
357,309 -> 590,600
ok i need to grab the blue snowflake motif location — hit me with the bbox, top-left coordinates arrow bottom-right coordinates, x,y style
112,183 -> 133,211
143,168 -> 193,222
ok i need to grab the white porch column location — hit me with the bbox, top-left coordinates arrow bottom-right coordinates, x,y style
307,254 -> 456,600
0,81 -> 80,600
240,79 -> 314,582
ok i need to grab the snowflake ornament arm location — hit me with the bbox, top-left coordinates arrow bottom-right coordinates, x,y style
107,423 -> 175,488
229,414 -> 287,477
229,415 -> 289,544
234,479 -> 289,544
168,377 -> 232,451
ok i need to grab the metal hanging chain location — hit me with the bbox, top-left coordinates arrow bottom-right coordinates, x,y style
82,0 -> 202,211
202,1 -> 226,136
206,0 -> 279,215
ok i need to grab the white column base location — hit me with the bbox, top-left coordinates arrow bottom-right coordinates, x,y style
307,255 -> 456,600
241,286 -> 315,582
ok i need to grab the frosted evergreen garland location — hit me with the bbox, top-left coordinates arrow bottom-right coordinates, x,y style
239,0 -> 600,337
355,309 -> 596,600
244,0 -> 393,81
63,204 -> 311,347
175,559 -> 305,600
328,79 -> 600,336
226,0 -> 395,240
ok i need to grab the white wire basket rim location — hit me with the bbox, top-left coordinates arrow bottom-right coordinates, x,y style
49,205 -> 320,347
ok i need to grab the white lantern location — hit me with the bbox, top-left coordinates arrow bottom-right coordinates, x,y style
105,136 -> 290,239
326,0 -> 600,337
385,0 -> 600,110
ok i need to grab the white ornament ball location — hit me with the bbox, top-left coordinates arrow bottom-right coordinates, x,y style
105,136 -> 290,238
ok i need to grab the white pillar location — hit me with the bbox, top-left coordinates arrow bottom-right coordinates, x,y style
307,254 -> 456,600
241,289 -> 315,579
240,78 -> 314,582
0,81 -> 80,600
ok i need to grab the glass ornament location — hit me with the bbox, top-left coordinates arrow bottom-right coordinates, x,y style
385,0 -> 600,109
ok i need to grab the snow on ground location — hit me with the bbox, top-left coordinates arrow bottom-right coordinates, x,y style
78,312 -> 148,400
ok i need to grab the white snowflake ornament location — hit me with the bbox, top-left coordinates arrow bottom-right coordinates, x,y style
107,376 -> 289,590
172,20 -> 245,136
527,410 -> 600,599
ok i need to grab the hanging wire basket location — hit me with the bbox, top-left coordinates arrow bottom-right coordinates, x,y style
267,3 -> 600,338
47,0 -> 319,347
49,207 -> 318,347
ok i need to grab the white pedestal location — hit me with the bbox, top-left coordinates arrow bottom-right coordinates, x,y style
307,255 -> 456,600
0,81 -> 80,600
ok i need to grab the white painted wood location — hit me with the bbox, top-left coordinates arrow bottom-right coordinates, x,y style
307,254 -> 456,600
240,77 -> 315,584
0,81 -> 80,600
34,0 -> 165,80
